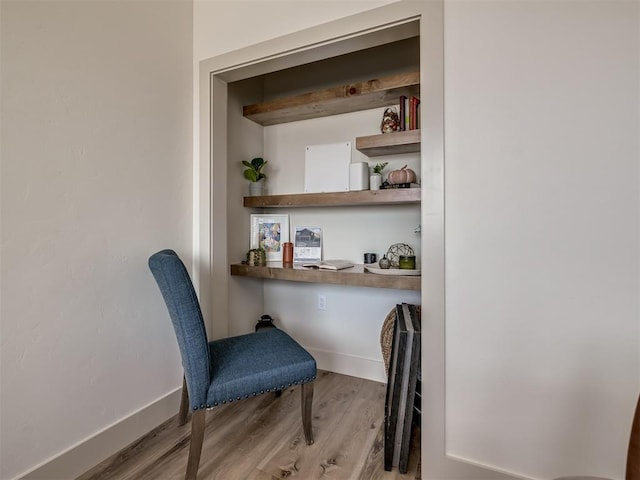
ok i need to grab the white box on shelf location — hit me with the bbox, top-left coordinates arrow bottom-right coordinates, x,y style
349,162 -> 369,191
304,142 -> 351,193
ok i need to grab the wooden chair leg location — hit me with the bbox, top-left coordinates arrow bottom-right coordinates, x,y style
301,382 -> 314,445
179,376 -> 189,426
185,409 -> 206,480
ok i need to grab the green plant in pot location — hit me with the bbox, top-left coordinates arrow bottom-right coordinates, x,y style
242,157 -> 268,196
370,162 -> 388,191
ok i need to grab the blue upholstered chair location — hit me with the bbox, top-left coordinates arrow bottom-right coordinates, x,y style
149,249 -> 317,480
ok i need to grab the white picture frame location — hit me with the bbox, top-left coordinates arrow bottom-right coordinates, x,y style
293,226 -> 322,264
250,214 -> 289,262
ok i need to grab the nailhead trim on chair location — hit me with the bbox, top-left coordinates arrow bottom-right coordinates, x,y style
190,376 -> 317,410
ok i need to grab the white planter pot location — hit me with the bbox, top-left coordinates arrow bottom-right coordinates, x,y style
249,180 -> 264,196
370,174 -> 382,190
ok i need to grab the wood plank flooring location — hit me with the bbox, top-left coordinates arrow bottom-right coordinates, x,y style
77,371 -> 420,480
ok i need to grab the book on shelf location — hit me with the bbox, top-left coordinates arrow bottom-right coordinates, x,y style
409,96 -> 420,130
399,95 -> 407,131
302,259 -> 354,270
398,95 -> 419,131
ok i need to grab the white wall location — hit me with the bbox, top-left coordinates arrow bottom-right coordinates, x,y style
193,0 -> 397,62
0,2 -> 193,479
444,2 -> 639,479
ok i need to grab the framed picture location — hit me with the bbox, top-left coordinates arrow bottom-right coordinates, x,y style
293,226 -> 322,264
250,214 -> 289,262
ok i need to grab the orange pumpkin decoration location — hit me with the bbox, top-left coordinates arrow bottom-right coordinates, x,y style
387,165 -> 416,185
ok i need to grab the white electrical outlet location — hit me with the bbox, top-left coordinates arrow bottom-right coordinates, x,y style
317,294 -> 326,311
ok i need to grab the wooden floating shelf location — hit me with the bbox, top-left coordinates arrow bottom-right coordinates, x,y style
243,71 -> 420,126
230,263 -> 420,291
356,129 -> 421,157
244,188 -> 420,208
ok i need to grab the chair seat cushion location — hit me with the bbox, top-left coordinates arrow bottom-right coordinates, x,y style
205,328 -> 316,407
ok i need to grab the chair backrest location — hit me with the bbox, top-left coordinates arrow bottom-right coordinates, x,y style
149,249 -> 211,410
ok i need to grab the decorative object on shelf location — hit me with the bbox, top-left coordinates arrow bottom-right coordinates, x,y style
282,242 -> 294,264
365,265 -> 420,276
364,252 -> 377,264
250,214 -> 289,262
386,243 -> 414,269
387,165 -> 417,185
398,255 -> 416,270
249,181 -> 264,197
380,107 -> 400,133
305,142 -> 351,193
246,248 -> 266,267
293,226 -> 322,264
378,254 -> 391,269
380,181 -> 417,189
349,162 -> 369,191
370,162 -> 388,191
242,157 -> 268,196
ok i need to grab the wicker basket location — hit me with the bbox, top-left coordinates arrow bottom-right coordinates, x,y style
380,305 -> 421,376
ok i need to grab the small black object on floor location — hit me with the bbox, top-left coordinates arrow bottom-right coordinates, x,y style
255,314 -> 276,331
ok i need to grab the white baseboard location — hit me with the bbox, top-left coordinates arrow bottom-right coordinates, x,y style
307,347 -> 387,384
17,388 -> 182,480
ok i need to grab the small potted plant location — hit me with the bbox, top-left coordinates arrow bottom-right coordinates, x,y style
370,162 -> 388,191
242,157 -> 268,196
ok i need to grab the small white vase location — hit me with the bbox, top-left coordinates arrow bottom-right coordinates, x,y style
370,174 -> 382,190
249,180 -> 264,196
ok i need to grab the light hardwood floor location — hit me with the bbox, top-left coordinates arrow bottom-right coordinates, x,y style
77,371 -> 420,480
